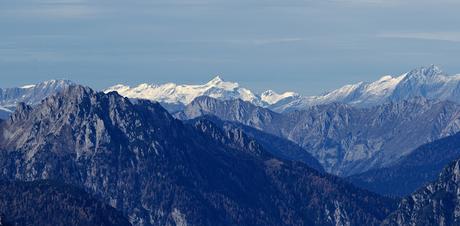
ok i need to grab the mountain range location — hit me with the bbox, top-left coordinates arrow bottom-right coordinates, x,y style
1,66 -> 460,177
0,85 -> 395,226
2,65 -> 460,225
105,76 -> 268,112
176,96 -> 460,177
106,65 -> 460,113
2,65 -> 459,115
2,84 -> 460,225
276,65 -> 460,112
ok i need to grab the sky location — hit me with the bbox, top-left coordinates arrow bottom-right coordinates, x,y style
1,0 -> 460,95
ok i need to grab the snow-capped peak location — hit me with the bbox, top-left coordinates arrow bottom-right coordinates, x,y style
389,65 -> 460,102
40,79 -> 74,87
107,84 -> 130,90
207,75 -> 224,84
376,75 -> 394,82
261,90 -> 300,105
16,80 -> 72,90
406,65 -> 443,78
363,74 -> 405,96
104,76 -> 260,107
0,79 -> 75,109
398,65 -> 448,84
204,76 -> 239,90
103,65 -> 460,113
105,84 -> 131,94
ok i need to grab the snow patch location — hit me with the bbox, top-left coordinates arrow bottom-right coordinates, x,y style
261,90 -> 299,105
0,106 -> 12,113
20,84 -> 36,89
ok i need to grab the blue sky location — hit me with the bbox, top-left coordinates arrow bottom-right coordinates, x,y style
1,0 -> 460,95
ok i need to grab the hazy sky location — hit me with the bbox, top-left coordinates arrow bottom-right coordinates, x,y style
1,0 -> 460,95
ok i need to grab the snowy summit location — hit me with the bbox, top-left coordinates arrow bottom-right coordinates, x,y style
106,65 -> 460,112
105,76 -> 263,107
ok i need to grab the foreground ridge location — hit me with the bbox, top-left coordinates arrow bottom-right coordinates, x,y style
0,85 -> 395,226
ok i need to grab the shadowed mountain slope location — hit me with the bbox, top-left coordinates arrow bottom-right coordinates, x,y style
350,132 -> 460,197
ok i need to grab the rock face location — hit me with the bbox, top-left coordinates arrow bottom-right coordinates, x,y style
350,132 -> 460,197
0,180 -> 131,226
0,85 -> 395,226
383,159 -> 460,225
178,96 -> 460,176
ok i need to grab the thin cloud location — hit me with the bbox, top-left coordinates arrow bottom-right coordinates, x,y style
176,38 -> 308,45
0,0 -> 99,19
252,38 -> 306,45
378,32 -> 460,43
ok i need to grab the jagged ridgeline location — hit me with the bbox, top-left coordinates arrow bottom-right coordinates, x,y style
0,85 -> 395,226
